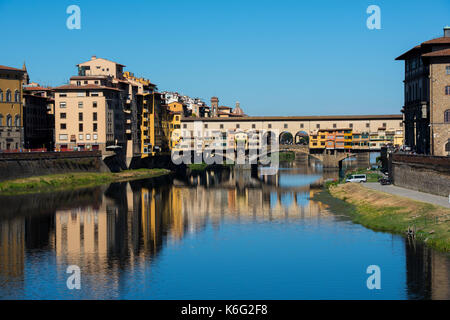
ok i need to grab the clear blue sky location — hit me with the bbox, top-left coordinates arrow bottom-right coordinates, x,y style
1,0 -> 449,116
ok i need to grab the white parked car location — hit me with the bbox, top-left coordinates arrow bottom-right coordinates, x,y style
346,174 -> 367,183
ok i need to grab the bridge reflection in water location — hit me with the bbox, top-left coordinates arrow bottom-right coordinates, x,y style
0,165 -> 450,299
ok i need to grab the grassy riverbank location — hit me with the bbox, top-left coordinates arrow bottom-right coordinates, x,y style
320,183 -> 450,252
0,168 -> 171,196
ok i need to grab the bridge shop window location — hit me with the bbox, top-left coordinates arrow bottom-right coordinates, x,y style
284,124 -> 288,129
316,124 -> 320,129
349,123 -> 353,128
268,124 -> 272,129
445,109 -> 450,123
236,124 -> 240,129
183,124 -> 187,129
333,123 -> 337,128
204,124 -> 208,129
220,124 -> 224,129
252,124 -> 256,129
366,123 -> 370,128
300,124 -> 304,128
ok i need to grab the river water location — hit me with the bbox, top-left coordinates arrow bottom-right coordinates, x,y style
1,161 -> 450,300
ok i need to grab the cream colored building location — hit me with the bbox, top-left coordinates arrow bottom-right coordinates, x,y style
53,75 -> 124,152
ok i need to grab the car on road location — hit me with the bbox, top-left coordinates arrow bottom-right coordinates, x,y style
346,174 -> 367,183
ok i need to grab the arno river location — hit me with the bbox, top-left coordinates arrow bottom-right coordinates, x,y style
1,160 -> 450,300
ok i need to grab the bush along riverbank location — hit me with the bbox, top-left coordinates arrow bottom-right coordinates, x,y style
0,168 -> 171,196
317,183 -> 450,252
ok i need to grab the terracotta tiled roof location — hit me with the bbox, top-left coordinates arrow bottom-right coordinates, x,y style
52,84 -> 121,91
396,36 -> 450,60
422,36 -> 450,45
24,86 -> 53,91
0,65 -> 25,72
422,48 -> 450,57
183,114 -> 403,122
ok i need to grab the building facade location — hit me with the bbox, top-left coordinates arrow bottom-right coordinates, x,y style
23,86 -> 55,150
396,27 -> 450,156
0,65 -> 25,151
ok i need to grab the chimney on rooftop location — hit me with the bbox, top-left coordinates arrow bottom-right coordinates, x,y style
444,26 -> 450,37
91,55 -> 97,60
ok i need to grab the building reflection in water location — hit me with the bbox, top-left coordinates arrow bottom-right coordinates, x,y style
0,166 -> 449,299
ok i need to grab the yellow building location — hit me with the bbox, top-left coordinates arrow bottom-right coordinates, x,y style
123,72 -> 169,156
0,65 -> 25,150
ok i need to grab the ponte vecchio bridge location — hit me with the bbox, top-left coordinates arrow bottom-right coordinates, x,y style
180,114 -> 403,168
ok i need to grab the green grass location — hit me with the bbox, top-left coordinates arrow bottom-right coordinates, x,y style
272,151 -> 295,162
188,163 -> 209,171
316,184 -> 450,252
0,169 -> 170,196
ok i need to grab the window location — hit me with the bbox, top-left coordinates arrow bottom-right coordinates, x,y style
236,124 -> 240,129
79,134 -> 84,140
60,113 -> 66,119
91,92 -> 99,97
333,123 -> 337,128
14,115 -> 20,127
383,123 -> 387,128
59,134 -> 68,141
93,112 -> 97,121
59,93 -> 67,97
60,102 -> 66,108
93,123 -> 97,132
366,123 -> 370,128
300,124 -> 304,128
14,90 -> 19,102
316,124 -> 320,129
84,81 -> 88,84
204,124 -> 208,129
284,124 -> 288,129
220,124 -> 224,129
78,102 -> 83,108
6,90 -> 11,102
445,110 -> 450,123
60,123 -> 66,129
93,134 -> 98,140
79,123 -> 83,132
0,114 -> 2,126
76,81 -> 81,86
0,89 -> 3,101
86,134 -> 91,140
400,122 -> 403,127
183,124 -> 187,129
446,86 -> 450,95
268,124 -> 272,129
6,114 -> 12,127
447,66 -> 450,75
252,124 -> 256,129
93,101 -> 97,108
349,123 -> 353,128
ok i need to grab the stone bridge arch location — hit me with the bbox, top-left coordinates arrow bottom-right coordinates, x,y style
279,131 -> 294,145
294,131 -> 309,145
